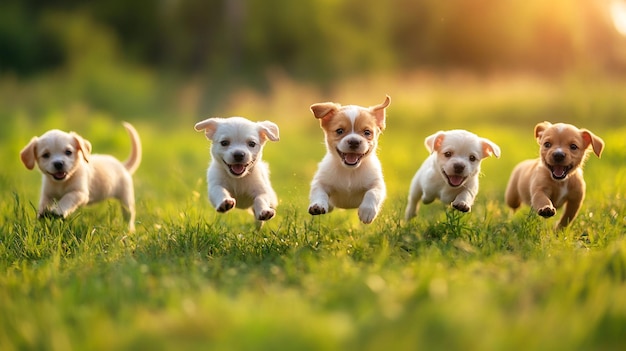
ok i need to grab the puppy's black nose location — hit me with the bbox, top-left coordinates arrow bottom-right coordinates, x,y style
453,163 -> 465,174
347,138 -> 361,150
553,151 -> 565,163
233,151 -> 245,162
53,161 -> 64,170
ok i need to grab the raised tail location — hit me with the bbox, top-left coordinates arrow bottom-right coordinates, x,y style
122,122 -> 142,175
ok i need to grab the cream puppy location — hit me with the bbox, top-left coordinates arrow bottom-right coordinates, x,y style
308,95 -> 390,224
20,122 -> 141,232
194,117 -> 279,225
505,121 -> 604,228
405,129 -> 500,220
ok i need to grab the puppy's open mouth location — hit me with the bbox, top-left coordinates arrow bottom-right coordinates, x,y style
228,163 -> 248,176
548,164 -> 572,180
342,153 -> 363,166
48,171 -> 68,181
337,149 -> 365,167
443,171 -> 466,187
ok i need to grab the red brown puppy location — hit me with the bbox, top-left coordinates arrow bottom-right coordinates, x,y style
505,121 -> 604,228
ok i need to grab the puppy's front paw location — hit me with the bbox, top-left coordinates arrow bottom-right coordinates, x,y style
308,203 -> 327,216
358,206 -> 378,224
257,208 -> 275,221
537,205 -> 556,218
452,201 -> 471,213
217,198 -> 236,212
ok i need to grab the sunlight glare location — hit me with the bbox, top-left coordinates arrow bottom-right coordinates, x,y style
611,0 -> 626,36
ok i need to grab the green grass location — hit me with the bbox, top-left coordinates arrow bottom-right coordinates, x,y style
1,73 -> 626,350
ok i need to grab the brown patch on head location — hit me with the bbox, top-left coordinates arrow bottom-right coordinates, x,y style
353,109 -> 380,143
310,96 -> 390,167
322,111 -> 353,150
310,95 -> 390,133
310,102 -> 341,124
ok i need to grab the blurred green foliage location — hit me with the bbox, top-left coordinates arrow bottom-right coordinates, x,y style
2,0 -> 625,79
2,0 -> 626,124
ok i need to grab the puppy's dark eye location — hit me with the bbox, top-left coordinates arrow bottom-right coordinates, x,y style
570,144 -> 578,150
364,130 -> 372,137
469,155 -> 477,162
248,141 -> 257,148
444,151 -> 452,158
336,128 -> 344,135
65,150 -> 73,156
42,152 -> 50,159
220,140 -> 230,147
544,142 -> 551,148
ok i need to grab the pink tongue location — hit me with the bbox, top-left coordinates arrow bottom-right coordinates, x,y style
230,164 -> 246,175
448,175 -> 464,186
552,166 -> 566,178
53,172 -> 66,180
344,153 -> 360,165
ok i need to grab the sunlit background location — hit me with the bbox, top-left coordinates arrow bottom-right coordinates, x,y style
2,0 -> 626,125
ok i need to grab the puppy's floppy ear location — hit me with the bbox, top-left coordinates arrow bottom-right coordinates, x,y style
257,121 -> 280,142
369,95 -> 391,131
534,121 -> 552,143
194,118 -> 221,140
481,138 -> 501,159
581,129 -> 604,157
20,137 -> 38,170
424,131 -> 445,153
71,132 -> 92,162
310,102 -> 340,121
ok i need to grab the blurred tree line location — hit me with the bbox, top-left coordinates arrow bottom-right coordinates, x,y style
2,0 -> 625,82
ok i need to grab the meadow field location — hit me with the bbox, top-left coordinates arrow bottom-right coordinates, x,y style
1,73 -> 626,350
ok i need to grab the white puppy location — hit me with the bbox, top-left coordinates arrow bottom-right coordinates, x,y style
405,129 -> 500,220
20,122 -> 142,232
308,96 -> 390,224
194,117 -> 280,225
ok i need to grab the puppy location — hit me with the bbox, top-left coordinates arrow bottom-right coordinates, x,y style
20,122 -> 141,232
405,130 -> 501,220
505,121 -> 604,228
194,117 -> 280,225
308,95 -> 390,224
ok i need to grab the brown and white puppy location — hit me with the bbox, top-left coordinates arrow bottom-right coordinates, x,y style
308,95 -> 390,224
505,121 -> 604,228
405,130 -> 501,220
20,122 -> 141,232
194,117 -> 279,225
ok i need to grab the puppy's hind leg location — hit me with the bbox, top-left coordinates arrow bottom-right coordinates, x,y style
557,190 -> 584,229
120,188 -> 136,232
504,169 -> 522,210
404,177 -> 423,220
